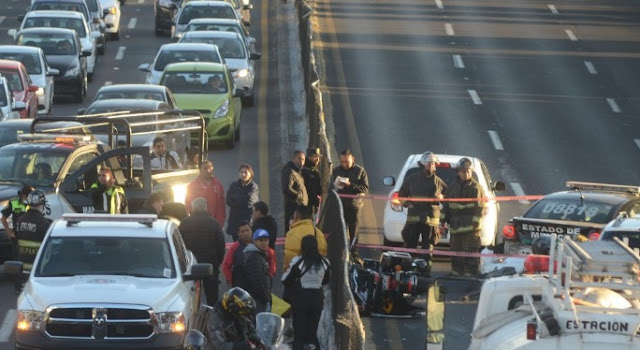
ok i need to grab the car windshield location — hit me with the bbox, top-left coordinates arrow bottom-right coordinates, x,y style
211,38 -> 244,59
0,71 -> 23,91
35,237 -> 176,278
161,71 -> 228,94
154,49 -> 221,71
525,198 -> 616,223
95,90 -> 167,102
601,231 -> 640,249
0,53 -> 42,74
32,2 -> 89,21
17,33 -> 78,56
24,17 -> 87,38
0,147 -> 69,187
178,6 -> 237,24
186,23 -> 242,35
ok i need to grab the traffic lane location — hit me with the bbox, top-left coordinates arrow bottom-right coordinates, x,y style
0,280 -> 16,347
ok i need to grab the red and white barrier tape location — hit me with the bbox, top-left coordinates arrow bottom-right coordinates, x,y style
337,193 -> 543,202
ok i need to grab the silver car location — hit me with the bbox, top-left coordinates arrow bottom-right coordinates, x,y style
179,31 -> 260,106
171,1 -> 240,42
180,18 -> 256,53
0,45 -> 59,115
138,43 -> 223,85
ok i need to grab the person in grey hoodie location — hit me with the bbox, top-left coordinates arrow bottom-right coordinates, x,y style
238,229 -> 272,313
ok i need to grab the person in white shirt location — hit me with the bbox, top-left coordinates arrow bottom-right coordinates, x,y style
150,137 -> 182,170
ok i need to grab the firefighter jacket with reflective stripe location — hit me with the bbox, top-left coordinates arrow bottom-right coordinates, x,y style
91,183 -> 128,214
1,197 -> 29,231
15,209 -> 52,269
442,178 -> 486,234
399,170 -> 447,226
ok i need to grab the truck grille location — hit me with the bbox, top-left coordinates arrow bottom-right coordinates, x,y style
45,304 -> 154,340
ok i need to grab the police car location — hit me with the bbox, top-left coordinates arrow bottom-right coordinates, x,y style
382,153 -> 505,247
5,214 -> 212,350
502,181 -> 640,255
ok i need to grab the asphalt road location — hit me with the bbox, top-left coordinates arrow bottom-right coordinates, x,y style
313,0 -> 640,348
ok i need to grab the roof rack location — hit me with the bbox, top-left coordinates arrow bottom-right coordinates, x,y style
63,213 -> 158,228
566,181 -> 640,195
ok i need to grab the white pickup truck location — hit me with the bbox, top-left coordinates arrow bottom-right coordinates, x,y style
468,235 -> 640,350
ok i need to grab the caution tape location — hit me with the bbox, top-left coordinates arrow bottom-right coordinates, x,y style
337,193 -> 543,203
224,236 -> 286,249
354,243 -> 530,259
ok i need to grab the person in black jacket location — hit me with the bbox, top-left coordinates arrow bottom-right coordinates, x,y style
281,150 -> 308,232
239,229 -> 272,313
331,149 -> 369,248
226,163 -> 259,241
178,197 -> 226,305
251,201 -> 278,249
302,148 -> 322,217
15,190 -> 52,271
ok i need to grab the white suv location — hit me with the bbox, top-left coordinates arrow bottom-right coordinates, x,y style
7,214 -> 212,350
599,213 -> 640,249
382,154 -> 505,247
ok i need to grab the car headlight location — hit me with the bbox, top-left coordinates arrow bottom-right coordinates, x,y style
233,69 -> 249,79
213,100 -> 229,118
172,184 -> 187,203
65,66 -> 80,77
156,312 -> 185,333
17,311 -> 44,332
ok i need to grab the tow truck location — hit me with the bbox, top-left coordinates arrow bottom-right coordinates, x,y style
0,110 -> 206,261
468,235 -> 640,349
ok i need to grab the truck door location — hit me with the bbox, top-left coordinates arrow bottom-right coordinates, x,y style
58,147 -> 151,214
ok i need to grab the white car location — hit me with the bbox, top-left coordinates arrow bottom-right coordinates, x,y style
179,31 -> 260,106
171,1 -> 241,42
0,45 -> 58,115
11,10 -> 99,80
6,214 -> 212,349
100,0 -> 121,39
382,153 -> 505,247
0,76 -> 26,120
180,18 -> 256,53
138,43 -> 223,85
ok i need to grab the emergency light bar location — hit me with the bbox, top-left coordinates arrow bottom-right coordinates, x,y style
18,133 -> 93,143
63,214 -> 158,227
566,181 -> 640,195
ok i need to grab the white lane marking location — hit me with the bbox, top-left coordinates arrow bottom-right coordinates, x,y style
137,0 -> 144,3
565,29 -> 577,41
104,81 -> 113,86
115,46 -> 126,60
445,23 -> 455,36
488,130 -> 504,151
510,183 -> 530,204
0,16 -> 6,25
435,0 -> 443,9
634,139 -> 640,151
548,4 -> 558,14
468,90 -> 482,105
127,18 -> 137,30
0,309 -> 16,342
453,55 -> 465,68
606,98 -> 621,113
584,61 -> 597,74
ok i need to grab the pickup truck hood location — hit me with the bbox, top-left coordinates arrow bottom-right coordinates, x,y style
513,217 -> 605,245
25,275 -> 183,311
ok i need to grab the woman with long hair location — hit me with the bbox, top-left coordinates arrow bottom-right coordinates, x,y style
282,235 -> 330,350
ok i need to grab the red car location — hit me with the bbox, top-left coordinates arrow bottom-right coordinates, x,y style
0,59 -> 39,119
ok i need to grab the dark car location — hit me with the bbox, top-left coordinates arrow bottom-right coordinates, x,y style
15,27 -> 90,103
502,181 -> 640,255
154,0 -> 180,36
90,84 -> 179,109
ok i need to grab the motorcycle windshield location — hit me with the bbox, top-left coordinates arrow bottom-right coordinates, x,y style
256,312 -> 285,347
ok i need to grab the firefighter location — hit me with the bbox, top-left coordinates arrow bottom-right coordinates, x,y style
15,190 -> 52,271
442,158 -> 486,277
91,168 -> 128,214
1,185 -> 34,257
398,152 -> 447,276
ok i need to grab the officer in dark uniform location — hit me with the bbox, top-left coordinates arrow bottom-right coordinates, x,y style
398,152 -> 447,276
15,190 -> 52,271
302,147 -> 322,217
1,185 -> 34,258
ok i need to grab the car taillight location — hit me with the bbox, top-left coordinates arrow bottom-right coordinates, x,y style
390,191 -> 402,211
526,320 -> 537,340
588,230 -> 601,241
503,223 -> 516,240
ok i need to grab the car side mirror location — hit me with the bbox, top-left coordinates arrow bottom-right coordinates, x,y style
81,50 -> 92,57
103,9 -> 110,16
47,68 -> 60,76
492,181 -> 506,192
138,63 -> 151,72
7,29 -> 17,40
382,176 -> 395,186
4,260 -> 24,276
233,88 -> 245,98
184,263 -> 213,281
249,52 -> 261,60
12,101 -> 26,111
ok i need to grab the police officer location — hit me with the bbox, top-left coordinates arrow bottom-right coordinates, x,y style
398,152 -> 447,276
442,158 -> 486,277
1,185 -> 34,248
15,190 -> 52,271
91,168 -> 128,214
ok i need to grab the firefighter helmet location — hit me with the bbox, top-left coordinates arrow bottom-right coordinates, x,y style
26,190 -> 46,206
419,151 -> 440,165
456,157 -> 474,170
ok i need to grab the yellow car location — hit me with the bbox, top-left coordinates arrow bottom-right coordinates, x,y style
160,61 -> 243,147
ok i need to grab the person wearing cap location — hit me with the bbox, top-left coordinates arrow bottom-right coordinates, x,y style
178,197 -> 226,305
302,147 -> 323,217
397,152 -> 447,276
222,222 -> 276,287
442,157 -> 486,277
238,228 -> 272,313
